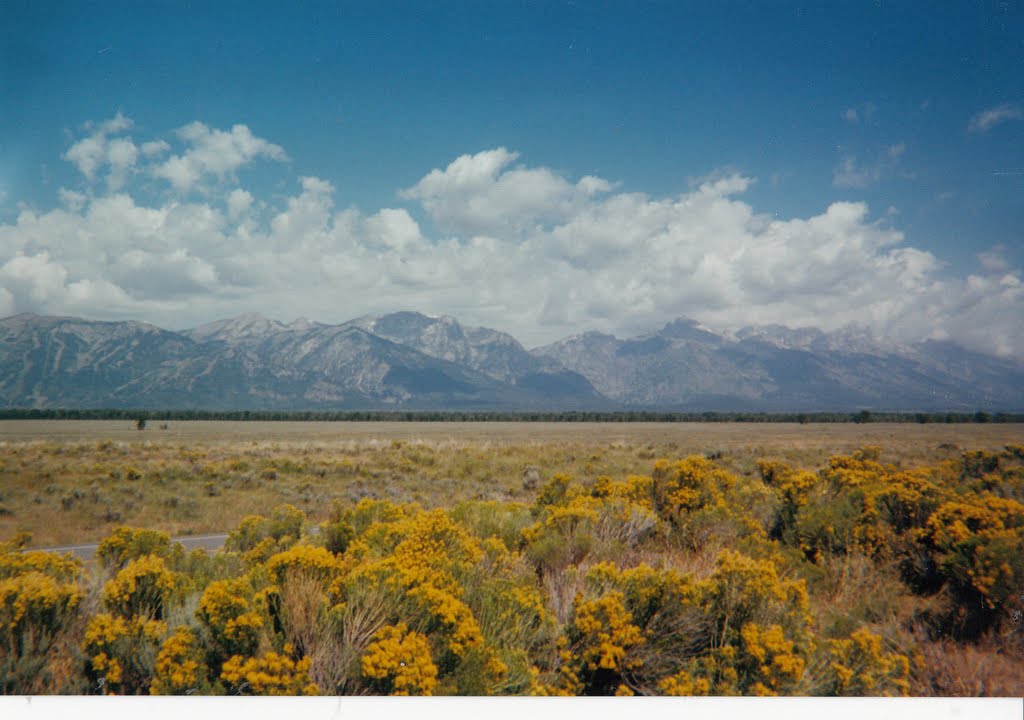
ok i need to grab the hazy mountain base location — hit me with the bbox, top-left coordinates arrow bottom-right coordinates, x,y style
2,311 -> 1023,411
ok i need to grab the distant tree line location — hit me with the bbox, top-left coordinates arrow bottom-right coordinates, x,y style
0,408 -> 1021,423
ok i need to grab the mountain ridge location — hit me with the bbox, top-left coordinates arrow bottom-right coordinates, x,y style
2,312 -> 1021,411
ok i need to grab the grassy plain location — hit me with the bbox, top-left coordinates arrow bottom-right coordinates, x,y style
2,420 -> 1023,696
1,420 -> 1020,547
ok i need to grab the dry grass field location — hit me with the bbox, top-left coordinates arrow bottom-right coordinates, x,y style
1,421 -> 1021,547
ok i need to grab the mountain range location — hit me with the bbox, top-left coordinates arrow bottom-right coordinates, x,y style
1,311 -> 1022,412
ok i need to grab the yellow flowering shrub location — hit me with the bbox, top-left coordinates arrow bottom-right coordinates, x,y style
757,459 -> 819,536
561,590 -> 645,695
403,575 -> 484,656
657,668 -> 713,696
329,503 -> 521,694
321,498 -> 356,555
585,562 -> 689,629
0,573 -> 82,663
656,621 -> 808,698
360,622 -> 438,695
83,612 -> 166,694
354,507 -> 483,574
150,625 -> 210,695
917,495 -> 1024,636
449,500 -> 535,551
226,515 -> 270,553
654,456 -> 734,516
97,527 -> 181,571
0,544 -> 85,693
0,549 -> 81,582
350,497 -> 410,535
224,505 -> 308,567
533,472 -> 576,512
590,496 -> 660,546
577,562 -> 713,692
665,645 -> 745,696
651,456 -> 770,551
735,622 -> 806,694
822,450 -> 890,488
266,544 -> 347,588
197,578 -> 264,662
872,470 -> 947,534
102,554 -> 182,620
591,474 -> 655,505
220,651 -> 319,695
699,549 -> 811,649
822,628 -> 910,696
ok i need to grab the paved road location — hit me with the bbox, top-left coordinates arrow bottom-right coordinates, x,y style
31,533 -> 230,561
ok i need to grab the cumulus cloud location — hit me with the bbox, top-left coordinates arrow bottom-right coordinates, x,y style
152,122 -> 288,192
400,148 -> 613,237
63,112 -> 139,190
968,103 -> 1022,133
2,119 -> 1023,358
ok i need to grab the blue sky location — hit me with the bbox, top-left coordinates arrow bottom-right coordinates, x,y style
1,1 -> 1022,353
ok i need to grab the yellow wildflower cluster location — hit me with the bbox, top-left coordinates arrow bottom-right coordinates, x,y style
0,549 -> 81,582
387,509 -> 485,575
585,562 -> 693,628
225,505 -> 307,565
349,497 -> 410,535
571,591 -> 645,674
736,622 -> 806,694
197,578 -> 263,659
96,527 -> 178,571
220,651 -> 318,695
360,622 -> 438,695
403,579 -> 483,656
757,459 -> 818,530
917,495 -> 1024,626
0,571 -> 83,653
700,549 -> 810,647
151,625 -> 209,695
657,646 -> 741,696
655,456 -> 733,514
591,474 -> 654,505
823,449 -> 891,488
102,554 -> 181,619
83,612 -> 166,694
825,628 -> 910,696
0,545 -> 85,692
266,544 -> 347,588
657,669 -> 713,696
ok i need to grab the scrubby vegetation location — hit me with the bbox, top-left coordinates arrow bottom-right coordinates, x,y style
1,439 -> 1022,696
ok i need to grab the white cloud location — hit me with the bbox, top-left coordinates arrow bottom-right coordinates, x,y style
833,143 -> 908,189
978,247 -> 1010,273
2,123 -> 1023,359
58,188 -> 87,212
400,148 -> 613,237
152,122 -> 287,193
226,189 -> 254,221
63,113 -> 138,189
968,103 -> 1022,133
140,140 -> 170,157
833,156 -> 877,189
